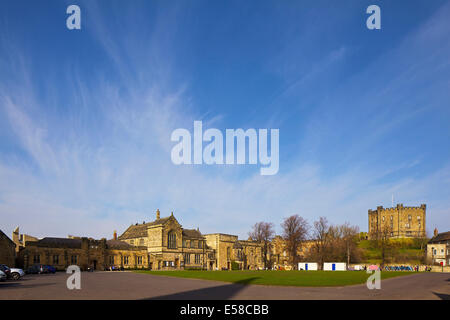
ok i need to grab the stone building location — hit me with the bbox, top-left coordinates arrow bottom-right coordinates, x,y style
204,233 -> 264,270
427,229 -> 450,266
118,210 -> 266,270
12,227 -> 38,253
368,203 -> 426,239
270,236 -> 315,270
16,235 -> 148,271
118,210 -> 216,270
11,209 -> 266,271
0,229 -> 16,267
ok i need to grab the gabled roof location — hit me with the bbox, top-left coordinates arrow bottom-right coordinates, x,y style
429,231 -> 450,244
182,229 -> 203,239
118,216 -> 172,240
0,230 -> 15,246
106,240 -> 145,250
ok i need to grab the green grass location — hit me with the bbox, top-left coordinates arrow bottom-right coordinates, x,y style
134,270 -> 414,287
357,239 -> 425,264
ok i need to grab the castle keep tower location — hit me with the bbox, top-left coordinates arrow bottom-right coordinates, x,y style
368,203 -> 426,239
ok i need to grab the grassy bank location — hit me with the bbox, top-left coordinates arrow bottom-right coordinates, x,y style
134,270 -> 414,287
358,239 -> 426,264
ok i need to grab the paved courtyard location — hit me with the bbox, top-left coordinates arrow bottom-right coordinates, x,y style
0,271 -> 448,300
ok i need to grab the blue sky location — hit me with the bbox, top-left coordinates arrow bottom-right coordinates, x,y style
0,0 -> 449,240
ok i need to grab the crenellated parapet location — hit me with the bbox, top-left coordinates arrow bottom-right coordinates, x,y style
368,203 -> 426,239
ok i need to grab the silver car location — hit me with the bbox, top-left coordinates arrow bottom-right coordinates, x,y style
9,267 -> 25,280
0,264 -> 25,280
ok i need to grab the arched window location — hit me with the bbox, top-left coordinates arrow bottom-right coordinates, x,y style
168,231 -> 177,249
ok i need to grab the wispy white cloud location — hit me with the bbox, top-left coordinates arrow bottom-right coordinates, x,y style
0,1 -> 449,241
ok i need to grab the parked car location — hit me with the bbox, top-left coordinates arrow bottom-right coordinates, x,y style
0,264 -> 11,278
26,264 -> 56,274
0,264 -> 25,280
10,268 -> 25,280
0,270 -> 6,282
26,264 -> 45,274
44,265 -> 56,274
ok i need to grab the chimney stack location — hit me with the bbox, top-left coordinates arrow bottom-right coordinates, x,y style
156,208 -> 160,220
434,228 -> 438,237
113,230 -> 117,240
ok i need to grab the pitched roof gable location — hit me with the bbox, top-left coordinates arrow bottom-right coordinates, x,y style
182,229 -> 203,239
118,216 -> 172,240
429,231 -> 450,243
106,239 -> 146,250
0,229 -> 15,246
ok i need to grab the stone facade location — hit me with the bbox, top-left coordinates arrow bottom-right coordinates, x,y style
12,227 -> 38,253
16,236 -> 148,271
368,204 -> 426,239
427,230 -> 450,266
118,210 -> 216,270
11,209 -> 266,271
0,229 -> 16,267
270,236 -> 315,270
204,233 -> 264,270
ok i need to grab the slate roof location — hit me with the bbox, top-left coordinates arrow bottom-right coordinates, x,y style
36,237 -> 82,248
106,240 -> 145,250
182,229 -> 204,239
429,231 -> 450,244
118,217 -> 171,240
0,229 -> 15,246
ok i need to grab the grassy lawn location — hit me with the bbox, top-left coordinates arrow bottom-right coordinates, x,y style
134,270 -> 415,287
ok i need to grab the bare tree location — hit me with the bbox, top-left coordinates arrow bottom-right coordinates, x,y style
248,222 -> 275,269
281,215 -> 310,269
311,217 -> 331,270
340,223 -> 360,266
375,224 -> 393,268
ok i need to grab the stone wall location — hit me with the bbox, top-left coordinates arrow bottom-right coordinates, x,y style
0,230 -> 16,267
